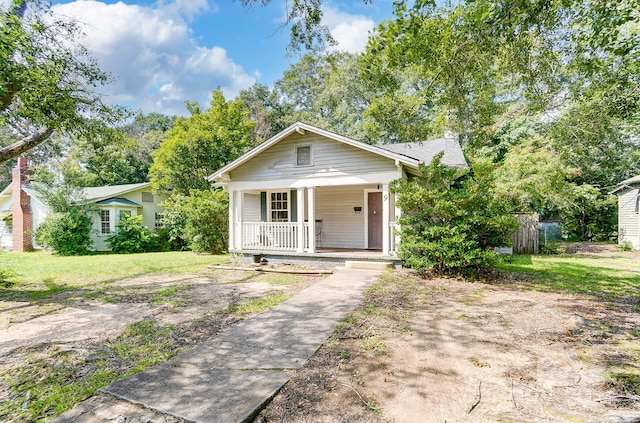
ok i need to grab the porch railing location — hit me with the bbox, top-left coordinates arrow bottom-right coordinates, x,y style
242,222 -> 309,251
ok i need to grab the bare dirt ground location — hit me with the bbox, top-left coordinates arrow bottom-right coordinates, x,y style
3,247 -> 640,423
257,247 -> 640,423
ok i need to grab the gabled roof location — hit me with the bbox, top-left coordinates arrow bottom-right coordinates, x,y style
0,182 -> 152,205
208,122 -> 467,182
611,175 -> 640,194
82,182 -> 151,203
379,139 -> 467,168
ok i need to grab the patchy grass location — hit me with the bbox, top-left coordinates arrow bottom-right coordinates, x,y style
0,251 -> 226,286
496,254 -> 640,305
0,319 -> 184,423
227,292 -> 291,318
0,251 -> 226,301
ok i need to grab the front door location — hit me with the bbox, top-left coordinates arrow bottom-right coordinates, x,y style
368,192 -> 382,250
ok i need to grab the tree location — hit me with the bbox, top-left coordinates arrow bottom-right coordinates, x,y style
161,189 -> 229,254
149,90 -> 255,195
391,153 -> 517,275
0,0 -> 122,164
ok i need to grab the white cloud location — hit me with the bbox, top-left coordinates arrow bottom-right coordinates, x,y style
51,0 -> 255,115
322,6 -> 374,53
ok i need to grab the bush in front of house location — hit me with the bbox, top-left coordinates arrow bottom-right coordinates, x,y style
106,214 -> 158,254
162,189 -> 228,254
34,207 -> 94,256
391,153 -> 518,276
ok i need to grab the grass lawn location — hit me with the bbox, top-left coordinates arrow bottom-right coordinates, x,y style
0,250 -> 228,287
496,253 -> 640,306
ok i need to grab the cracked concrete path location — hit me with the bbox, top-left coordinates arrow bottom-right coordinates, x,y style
53,267 -> 382,423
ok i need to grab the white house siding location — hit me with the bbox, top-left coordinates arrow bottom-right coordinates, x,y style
243,193 -> 261,222
0,222 -> 10,249
230,133 -> 397,182
618,187 -> 640,249
90,189 -> 166,251
315,185 -> 376,249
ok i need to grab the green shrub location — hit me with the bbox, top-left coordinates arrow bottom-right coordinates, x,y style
391,153 -> 518,276
34,207 -> 93,256
162,189 -> 228,254
617,240 -> 635,252
106,214 -> 157,254
540,242 -> 565,255
0,268 -> 16,288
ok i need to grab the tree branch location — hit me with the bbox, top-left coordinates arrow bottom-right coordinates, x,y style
0,127 -> 54,164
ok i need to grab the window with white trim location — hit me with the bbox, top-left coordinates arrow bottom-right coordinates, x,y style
270,191 -> 288,222
295,145 -> 311,166
155,212 -> 164,229
100,210 -> 111,234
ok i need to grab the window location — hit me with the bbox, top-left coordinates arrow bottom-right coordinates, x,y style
100,210 -> 111,234
141,192 -> 154,203
295,145 -> 311,166
155,212 -> 164,229
270,191 -> 288,222
119,210 -> 132,220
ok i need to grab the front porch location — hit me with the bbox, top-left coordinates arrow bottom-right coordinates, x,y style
228,184 -> 400,257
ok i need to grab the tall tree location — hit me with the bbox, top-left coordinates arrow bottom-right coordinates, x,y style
149,90 -> 255,195
0,0 -> 121,164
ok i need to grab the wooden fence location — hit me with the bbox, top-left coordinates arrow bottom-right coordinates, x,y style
512,213 -> 539,254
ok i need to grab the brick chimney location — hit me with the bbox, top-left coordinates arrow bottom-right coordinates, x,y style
12,157 -> 33,251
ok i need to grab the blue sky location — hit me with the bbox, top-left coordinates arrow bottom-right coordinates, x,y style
36,0 -> 396,116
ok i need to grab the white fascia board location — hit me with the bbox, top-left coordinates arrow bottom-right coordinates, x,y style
227,170 -> 403,191
207,122 -> 420,182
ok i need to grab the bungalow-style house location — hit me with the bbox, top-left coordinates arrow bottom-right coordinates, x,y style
612,175 -> 640,249
0,158 -> 166,251
207,122 -> 467,264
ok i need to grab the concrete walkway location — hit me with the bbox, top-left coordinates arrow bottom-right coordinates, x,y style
53,268 -> 381,423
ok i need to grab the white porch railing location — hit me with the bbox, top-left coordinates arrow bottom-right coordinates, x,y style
389,221 -> 399,254
242,222 -> 310,251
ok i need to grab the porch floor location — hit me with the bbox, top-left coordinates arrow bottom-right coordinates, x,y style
236,248 -> 401,268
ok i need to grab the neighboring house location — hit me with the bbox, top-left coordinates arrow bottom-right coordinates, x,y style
612,175 -> 640,249
0,158 -> 166,251
207,122 -> 467,262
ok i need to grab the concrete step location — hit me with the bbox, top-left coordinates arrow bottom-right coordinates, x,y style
344,260 -> 395,270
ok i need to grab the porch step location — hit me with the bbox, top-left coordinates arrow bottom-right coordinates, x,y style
344,260 -> 395,270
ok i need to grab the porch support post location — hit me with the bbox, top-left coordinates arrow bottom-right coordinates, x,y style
228,189 -> 235,251
296,187 -> 305,253
394,192 -> 401,254
236,191 -> 244,250
307,186 -> 316,253
382,183 -> 390,256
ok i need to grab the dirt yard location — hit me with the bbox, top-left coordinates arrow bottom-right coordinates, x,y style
2,249 -> 640,423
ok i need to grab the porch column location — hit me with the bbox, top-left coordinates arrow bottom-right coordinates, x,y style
382,183 -> 390,256
228,189 -> 235,251
296,187 -> 305,253
307,186 -> 316,253
393,192 -> 401,255
236,191 -> 244,250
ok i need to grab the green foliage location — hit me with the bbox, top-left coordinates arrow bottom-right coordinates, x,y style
106,214 -> 157,254
34,207 -> 93,256
162,189 -> 229,254
392,153 -> 518,275
618,241 -> 634,252
0,0 -> 124,164
150,89 -> 255,195
539,243 -> 565,255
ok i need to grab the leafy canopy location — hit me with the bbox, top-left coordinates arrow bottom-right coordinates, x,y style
0,0 -> 123,164
150,90 -> 255,196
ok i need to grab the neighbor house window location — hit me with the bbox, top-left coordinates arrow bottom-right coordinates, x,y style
141,192 -> 154,203
100,210 -> 111,234
155,212 -> 164,229
270,191 -> 288,222
295,145 -> 311,166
